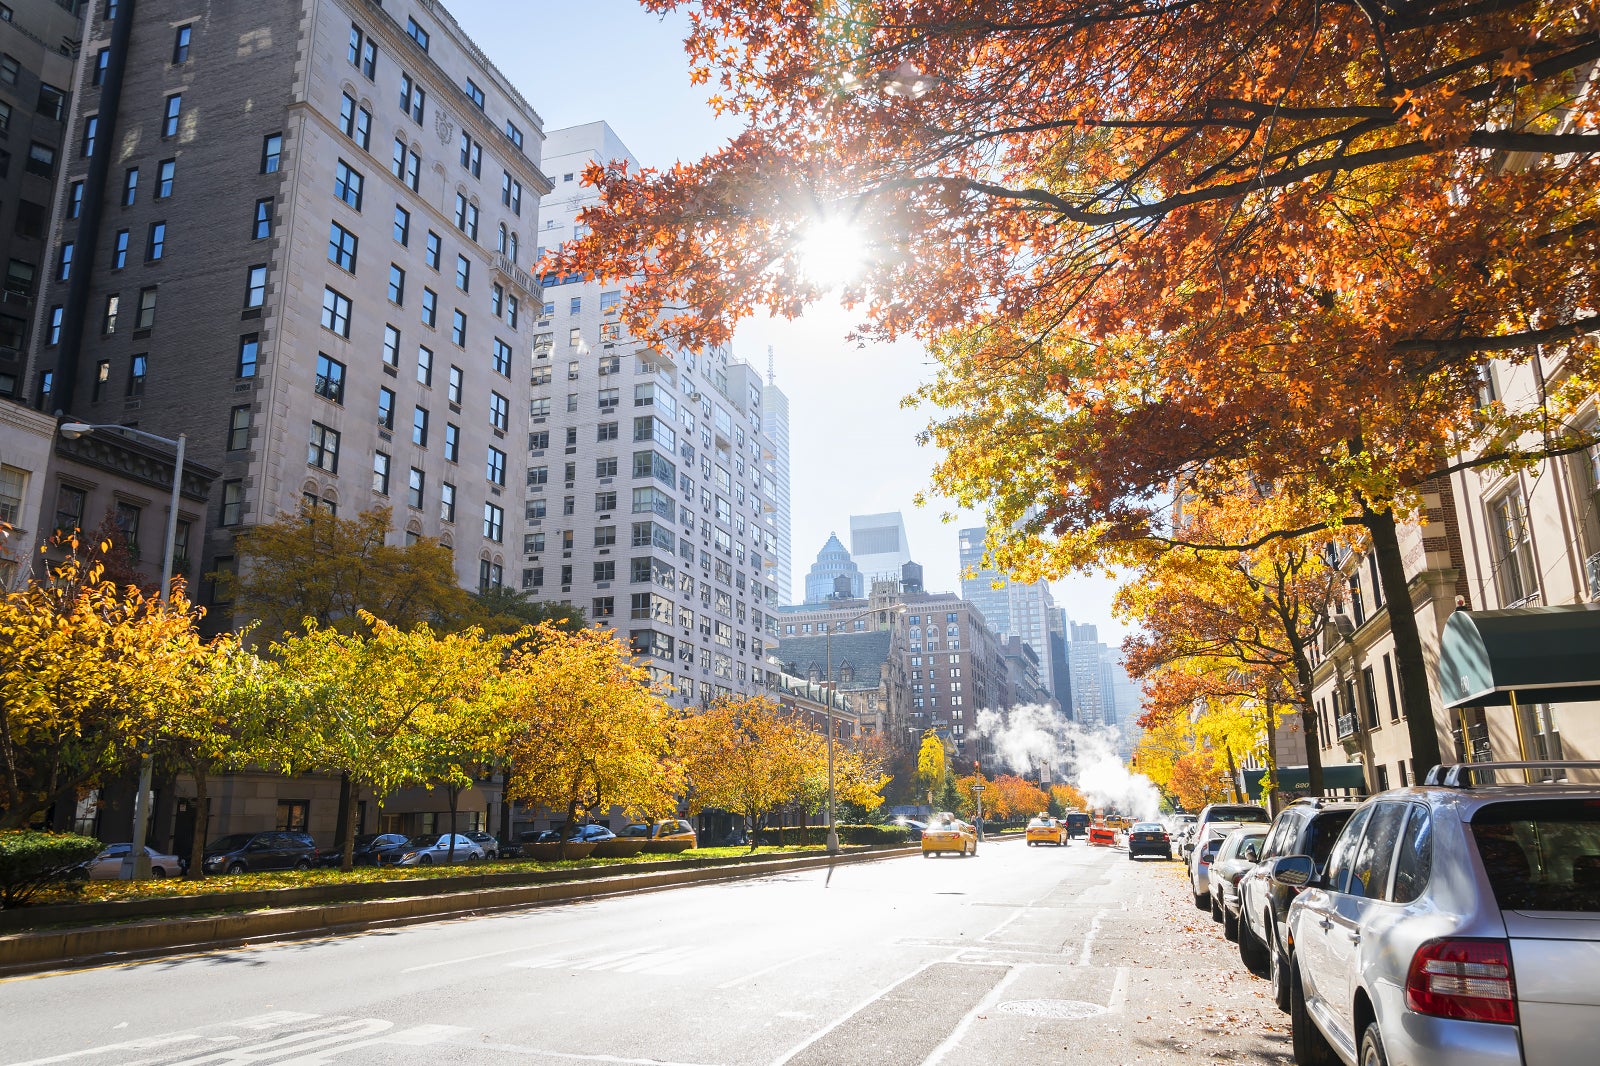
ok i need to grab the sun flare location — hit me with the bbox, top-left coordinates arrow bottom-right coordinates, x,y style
796,217 -> 869,287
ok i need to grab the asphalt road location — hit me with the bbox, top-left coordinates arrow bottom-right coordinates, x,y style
0,839 -> 1292,1065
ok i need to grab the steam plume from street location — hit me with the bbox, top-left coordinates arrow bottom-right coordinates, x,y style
975,704 -> 1162,821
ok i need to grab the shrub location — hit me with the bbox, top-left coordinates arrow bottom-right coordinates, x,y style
0,831 -> 103,908
753,824 -> 910,847
840,824 -> 910,846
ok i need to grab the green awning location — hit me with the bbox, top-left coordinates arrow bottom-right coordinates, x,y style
1240,764 -> 1366,796
1438,605 -> 1600,709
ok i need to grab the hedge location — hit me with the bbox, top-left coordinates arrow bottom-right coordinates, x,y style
0,831 -> 103,909
754,824 -> 910,847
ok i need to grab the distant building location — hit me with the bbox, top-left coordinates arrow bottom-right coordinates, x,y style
957,525 -> 1062,700
849,511 -> 912,586
803,532 -> 863,602
761,370 -> 793,604
1067,621 -> 1110,727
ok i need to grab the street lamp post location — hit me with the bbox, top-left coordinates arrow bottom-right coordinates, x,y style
58,422 -> 187,881
823,602 -> 906,855
971,782 -> 985,852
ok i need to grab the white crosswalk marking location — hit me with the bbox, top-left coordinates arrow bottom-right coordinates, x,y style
8,1015 -> 466,1066
508,945 -> 700,976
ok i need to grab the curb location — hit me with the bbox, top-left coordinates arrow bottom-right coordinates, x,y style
0,846 -> 917,977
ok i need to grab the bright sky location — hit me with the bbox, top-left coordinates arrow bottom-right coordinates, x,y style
453,1 -> 1129,647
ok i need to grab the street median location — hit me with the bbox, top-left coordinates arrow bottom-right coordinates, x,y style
0,845 -> 916,975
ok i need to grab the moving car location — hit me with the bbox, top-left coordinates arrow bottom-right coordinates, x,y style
1103,813 -> 1132,832
921,813 -> 977,857
316,832 -> 409,867
1126,821 -> 1173,860
1272,761 -> 1600,1066
82,843 -> 184,878
1237,797 -> 1360,1010
1065,812 -> 1091,838
1025,816 -> 1068,846
1188,821 -> 1252,908
201,831 -> 318,875
394,833 -> 484,865
1207,826 -> 1267,936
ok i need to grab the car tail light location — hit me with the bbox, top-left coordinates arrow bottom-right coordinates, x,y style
1405,939 -> 1517,1025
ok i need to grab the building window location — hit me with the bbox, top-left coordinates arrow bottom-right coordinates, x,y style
1489,490 -> 1538,605
349,24 -> 376,79
81,116 -> 98,158
93,48 -> 109,85
421,288 -> 437,327
308,422 -> 340,473
245,265 -> 267,308
444,423 -> 460,462
399,73 -> 425,123
334,159 -> 364,209
144,221 -> 166,261
121,167 -> 139,206
440,482 -> 456,522
377,386 -> 395,429
172,24 -> 192,63
102,295 -> 119,335
238,333 -> 259,378
328,221 -> 358,271
489,391 -> 508,431
68,180 -> 84,219
321,287 -> 352,336
253,197 -> 273,239
412,405 -> 429,447
486,446 -> 506,486
387,263 -> 406,304
417,345 -> 433,385
408,467 -> 425,509
483,503 -> 504,542
135,287 -> 157,329
490,338 -> 513,378
220,480 -> 245,526
113,230 -> 129,269
372,450 -> 391,495
383,324 -> 401,367
261,133 -> 283,173
406,17 -> 430,51
391,139 -> 420,191
390,205 -> 411,247
162,94 -> 182,137
314,353 -> 345,404
227,405 -> 251,450
339,93 -> 371,149
127,353 -> 147,396
56,242 -> 73,281
156,159 -> 175,198
464,77 -> 485,109
451,309 -> 467,346
424,231 -> 442,270
453,194 -> 479,239
459,133 -> 481,177
455,254 -> 470,291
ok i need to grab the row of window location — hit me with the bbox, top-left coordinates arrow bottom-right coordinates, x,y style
349,19 -> 523,151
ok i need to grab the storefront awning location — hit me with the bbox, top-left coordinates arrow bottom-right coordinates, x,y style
1439,604 -> 1600,709
1240,764 -> 1366,796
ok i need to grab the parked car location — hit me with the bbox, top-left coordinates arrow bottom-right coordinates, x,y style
465,830 -> 500,859
1237,797 -> 1360,1010
1207,826 -> 1267,936
895,818 -> 928,842
1126,821 -> 1174,860
1188,821 -> 1252,908
82,843 -> 185,879
394,833 -> 484,866
202,831 -> 318,875
315,833 -> 410,867
1026,816 -> 1068,846
1183,802 -> 1270,861
921,813 -> 977,857
618,818 -> 698,851
1272,761 -> 1600,1066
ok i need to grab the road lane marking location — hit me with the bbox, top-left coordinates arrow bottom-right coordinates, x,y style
918,965 -> 1022,1066
1108,966 -> 1131,1012
4,1014 -> 322,1066
714,950 -> 820,989
508,944 -> 699,976
399,946 -> 526,973
454,1043 -> 723,1066
1077,908 -> 1107,966
767,959 -> 939,1066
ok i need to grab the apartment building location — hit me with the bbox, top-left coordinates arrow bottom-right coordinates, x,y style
528,121 -> 785,708
24,0 -> 548,608
760,363 -> 792,603
957,523 -> 1064,704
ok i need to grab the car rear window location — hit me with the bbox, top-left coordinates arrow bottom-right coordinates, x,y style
1470,799 -> 1600,912
1307,809 -> 1356,869
1210,806 -> 1270,823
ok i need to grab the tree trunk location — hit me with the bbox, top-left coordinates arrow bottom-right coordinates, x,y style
1263,706 -> 1280,815
333,772 -> 353,851
339,783 -> 360,872
1223,744 -> 1244,802
187,770 -> 208,880
497,762 -> 513,846
446,784 -> 460,863
1364,504 -> 1444,774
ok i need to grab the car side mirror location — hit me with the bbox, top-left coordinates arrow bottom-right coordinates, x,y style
1267,855 -> 1317,888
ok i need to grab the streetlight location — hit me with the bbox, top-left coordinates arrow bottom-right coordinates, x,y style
58,421 -> 188,881
823,601 -> 907,855
970,781 -> 986,852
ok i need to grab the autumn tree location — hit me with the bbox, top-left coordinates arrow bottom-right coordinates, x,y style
0,538 -> 206,828
221,504 -> 470,641
1049,783 -> 1087,816
501,624 -> 678,840
566,1 -> 1600,776
468,587 -> 586,638
676,695 -> 817,849
911,730 -> 947,804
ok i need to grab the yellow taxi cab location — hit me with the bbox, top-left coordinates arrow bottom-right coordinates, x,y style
1025,815 -> 1068,847
921,813 -> 977,857
1103,814 -> 1131,832
619,818 -> 697,853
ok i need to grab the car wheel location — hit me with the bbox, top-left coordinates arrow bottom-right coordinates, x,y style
1238,910 -> 1269,976
1223,905 -> 1239,942
1211,891 -> 1225,923
1193,884 -> 1210,910
1127,851 -> 1135,861
420,854 -> 433,866
226,861 -> 246,875
294,859 -> 311,870
1268,924 -> 1292,1013
150,866 -> 166,878
465,852 -> 479,862
1290,961 -> 1338,1066
1359,1022 -> 1390,1066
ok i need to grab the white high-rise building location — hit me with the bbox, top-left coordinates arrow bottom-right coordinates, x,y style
958,526 -> 1062,702
849,511 -> 912,586
528,122 -> 784,705
761,357 -> 793,604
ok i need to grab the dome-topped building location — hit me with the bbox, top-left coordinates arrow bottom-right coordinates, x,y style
803,533 -> 864,603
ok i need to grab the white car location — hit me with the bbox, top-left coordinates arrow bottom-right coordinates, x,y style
394,833 -> 485,866
83,843 -> 184,878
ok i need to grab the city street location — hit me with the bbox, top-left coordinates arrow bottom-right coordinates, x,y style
1,839 -> 1289,1065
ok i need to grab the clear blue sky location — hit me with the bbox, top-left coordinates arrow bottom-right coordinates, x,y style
452,1 -> 1128,645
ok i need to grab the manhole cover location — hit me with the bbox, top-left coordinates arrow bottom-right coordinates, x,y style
997,999 -> 1109,1020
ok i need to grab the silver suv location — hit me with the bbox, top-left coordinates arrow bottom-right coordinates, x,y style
1268,761 -> 1600,1066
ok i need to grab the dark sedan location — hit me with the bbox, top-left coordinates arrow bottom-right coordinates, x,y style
1126,821 -> 1173,860
316,833 -> 409,867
